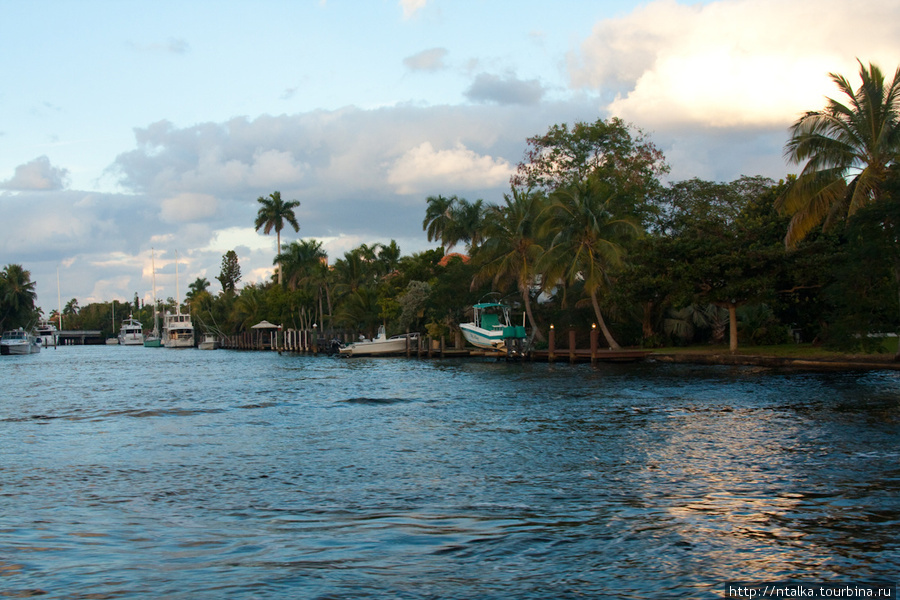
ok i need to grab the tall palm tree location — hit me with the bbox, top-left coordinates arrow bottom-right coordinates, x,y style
423,194 -> 455,250
0,264 -> 37,330
422,195 -> 486,252
540,181 -> 638,349
472,188 -> 547,341
254,191 -> 301,285
778,60 -> 900,247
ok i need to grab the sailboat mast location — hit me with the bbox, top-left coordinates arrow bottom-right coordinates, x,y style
151,249 -> 158,334
175,250 -> 180,314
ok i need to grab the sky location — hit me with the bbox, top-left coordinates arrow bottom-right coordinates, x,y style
1,0 -> 898,313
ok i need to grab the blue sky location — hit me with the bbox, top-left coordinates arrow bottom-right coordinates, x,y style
1,0 -> 897,312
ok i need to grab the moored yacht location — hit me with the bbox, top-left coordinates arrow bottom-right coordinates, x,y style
164,311 -> 194,348
35,320 -> 58,348
1,328 -> 41,355
118,317 -> 143,345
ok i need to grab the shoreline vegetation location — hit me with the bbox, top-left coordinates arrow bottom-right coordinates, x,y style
3,62 -> 899,362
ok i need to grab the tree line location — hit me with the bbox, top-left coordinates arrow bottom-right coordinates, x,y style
6,61 -> 899,355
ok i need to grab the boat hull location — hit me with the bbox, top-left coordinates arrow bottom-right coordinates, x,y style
119,336 -> 143,346
339,336 -> 416,357
165,337 -> 194,349
143,337 -> 162,348
459,323 -> 506,350
1,330 -> 41,355
198,336 -> 219,350
1,342 -> 41,355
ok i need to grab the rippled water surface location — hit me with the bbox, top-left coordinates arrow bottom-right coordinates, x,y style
1,346 -> 898,598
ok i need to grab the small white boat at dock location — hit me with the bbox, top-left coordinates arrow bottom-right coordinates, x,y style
339,326 -> 418,357
198,334 -> 219,350
459,302 -> 525,351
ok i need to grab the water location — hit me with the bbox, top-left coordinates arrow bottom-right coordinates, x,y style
1,347 -> 898,598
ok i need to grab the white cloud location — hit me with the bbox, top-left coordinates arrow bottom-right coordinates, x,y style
202,226 -> 277,254
570,0 -> 900,128
247,149 -> 309,188
1,156 -> 70,190
387,141 -> 514,195
404,48 -> 448,72
160,192 -> 218,223
464,73 -> 546,106
399,0 -> 427,19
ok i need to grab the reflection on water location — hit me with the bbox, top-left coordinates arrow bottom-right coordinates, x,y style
1,347 -> 898,598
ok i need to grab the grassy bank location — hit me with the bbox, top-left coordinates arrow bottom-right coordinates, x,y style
649,339 -> 900,369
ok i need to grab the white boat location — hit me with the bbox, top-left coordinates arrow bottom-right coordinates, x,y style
118,317 -> 143,345
164,250 -> 194,348
1,328 -> 41,355
339,326 -> 418,357
459,302 -> 524,351
198,334 -> 219,350
164,312 -> 194,348
35,320 -> 58,348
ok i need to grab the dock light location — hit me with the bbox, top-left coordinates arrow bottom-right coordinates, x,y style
592,323 -> 596,329
550,324 -> 554,330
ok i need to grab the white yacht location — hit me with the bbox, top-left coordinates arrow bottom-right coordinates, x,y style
118,317 -> 144,346
35,320 -> 58,348
164,312 -> 194,348
1,328 -> 41,355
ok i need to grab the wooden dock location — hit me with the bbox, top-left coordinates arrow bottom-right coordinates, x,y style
218,326 -> 650,364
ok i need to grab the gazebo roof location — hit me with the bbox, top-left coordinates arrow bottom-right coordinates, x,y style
251,320 -> 281,329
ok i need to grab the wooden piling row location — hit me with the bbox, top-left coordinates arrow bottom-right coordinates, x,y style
217,326 -> 650,363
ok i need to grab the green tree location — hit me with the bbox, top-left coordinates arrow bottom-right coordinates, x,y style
472,187 -> 548,341
186,277 -> 210,302
662,177 -> 788,352
276,239 -> 331,329
0,264 -> 38,331
778,60 -> 900,246
422,195 -> 486,252
423,194 -> 456,250
541,180 -> 639,349
254,191 -> 301,285
217,250 -> 242,293
64,298 -> 80,316
512,117 -> 668,216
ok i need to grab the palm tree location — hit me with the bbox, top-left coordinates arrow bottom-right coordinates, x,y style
254,191 -> 301,285
0,264 -> 37,331
422,195 -> 486,252
778,60 -> 900,247
186,277 -> 210,301
472,188 -> 547,341
277,239 -> 331,328
423,194 -> 455,250
454,198 -> 487,251
333,286 -> 381,339
540,181 -> 639,349
376,240 -> 402,277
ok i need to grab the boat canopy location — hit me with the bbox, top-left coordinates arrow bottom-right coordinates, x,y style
472,302 -> 506,310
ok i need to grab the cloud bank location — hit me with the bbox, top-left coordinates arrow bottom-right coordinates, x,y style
570,0 -> 900,129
